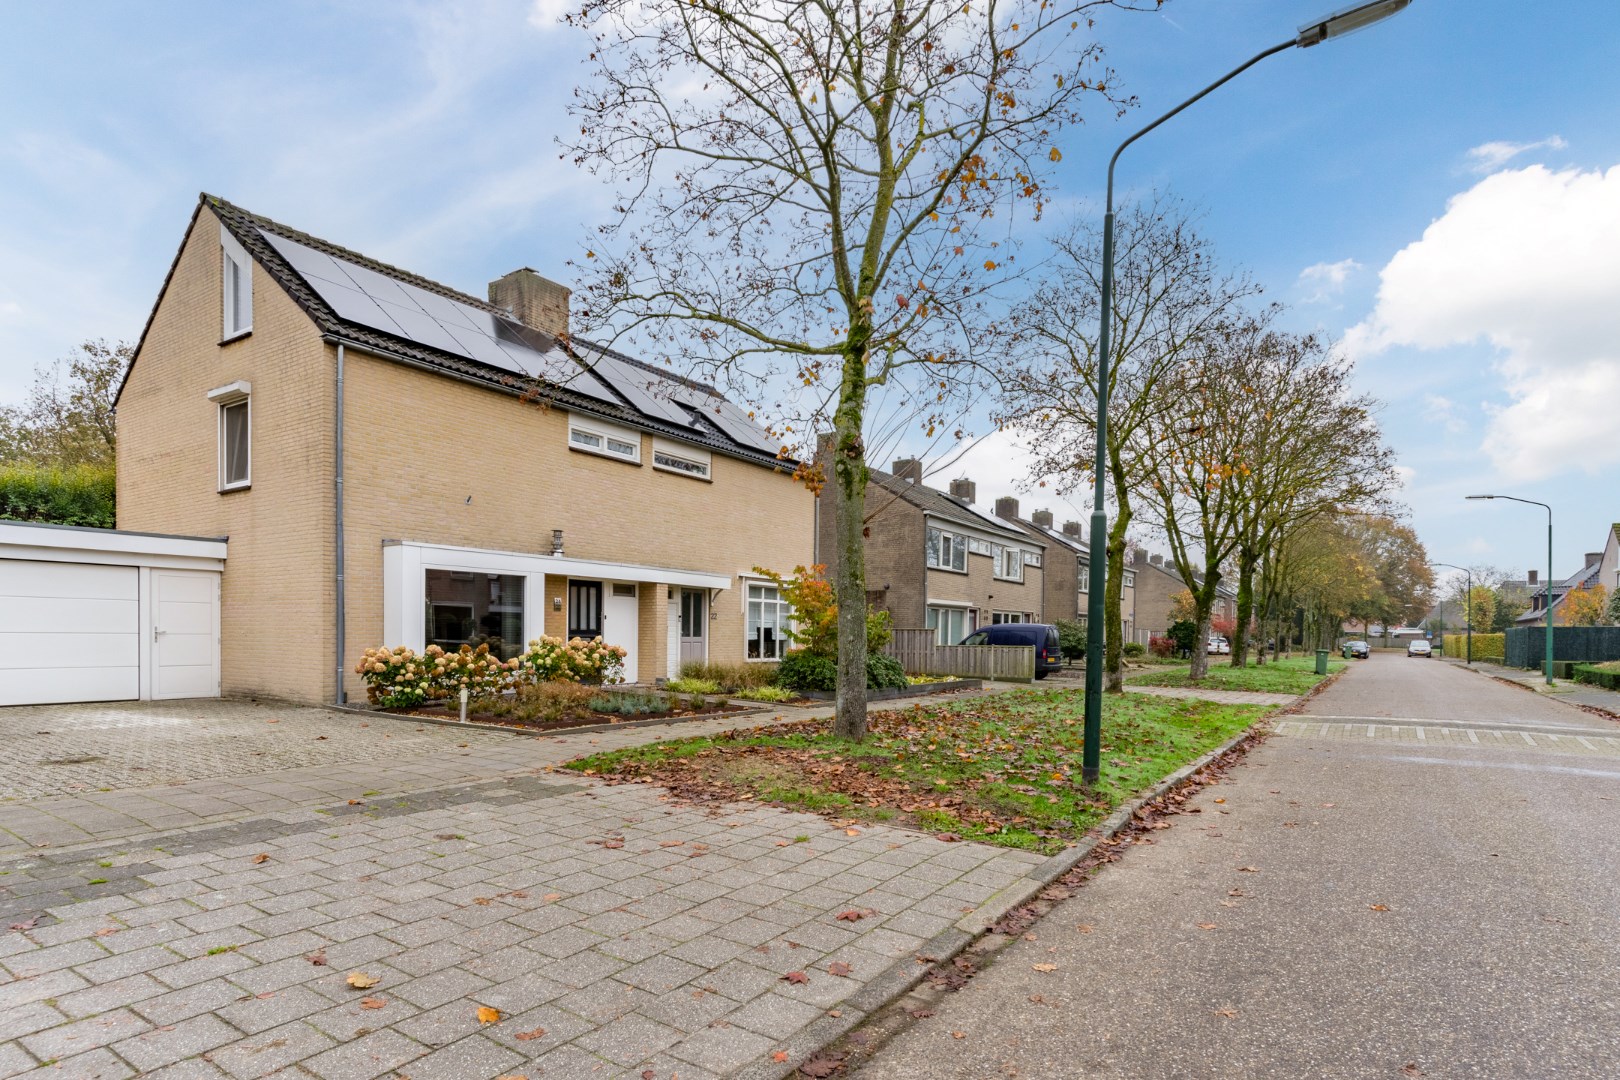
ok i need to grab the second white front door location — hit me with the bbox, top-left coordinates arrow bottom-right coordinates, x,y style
152,569 -> 220,700
602,582 -> 639,683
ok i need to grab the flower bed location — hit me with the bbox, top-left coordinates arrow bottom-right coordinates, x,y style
354,637 -> 627,708
399,683 -> 748,733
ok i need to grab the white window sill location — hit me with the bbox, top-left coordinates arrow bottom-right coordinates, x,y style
652,463 -> 712,482
219,482 -> 251,494
220,329 -> 252,345
926,565 -> 969,575
568,443 -> 641,466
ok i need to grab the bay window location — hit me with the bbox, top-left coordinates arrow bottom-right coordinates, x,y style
747,582 -> 791,660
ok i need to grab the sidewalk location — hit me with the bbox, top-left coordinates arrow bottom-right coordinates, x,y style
1452,659 -> 1620,717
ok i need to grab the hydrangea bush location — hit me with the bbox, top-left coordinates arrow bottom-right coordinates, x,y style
355,637 -> 627,708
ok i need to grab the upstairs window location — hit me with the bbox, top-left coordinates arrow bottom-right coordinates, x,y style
220,225 -> 252,339
994,546 -> 1024,582
926,527 -> 967,572
567,415 -> 641,463
653,438 -> 712,480
207,381 -> 251,491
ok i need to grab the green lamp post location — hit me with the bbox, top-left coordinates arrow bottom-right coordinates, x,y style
1465,495 -> 1554,684
1079,0 -> 1415,786
1429,562 -> 1472,664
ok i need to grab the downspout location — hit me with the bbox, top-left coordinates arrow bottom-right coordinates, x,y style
334,343 -> 347,704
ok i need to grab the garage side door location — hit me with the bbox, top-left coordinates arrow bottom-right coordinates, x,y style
152,569 -> 220,700
0,559 -> 140,707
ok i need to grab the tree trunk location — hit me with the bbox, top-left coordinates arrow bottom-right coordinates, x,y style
1231,552 -> 1256,668
1188,610 -> 1212,680
1103,507 -> 1131,693
830,354 -> 869,741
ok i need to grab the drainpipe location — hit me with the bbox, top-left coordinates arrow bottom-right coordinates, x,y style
334,343 -> 347,704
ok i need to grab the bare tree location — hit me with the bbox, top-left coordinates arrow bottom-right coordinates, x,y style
563,0 -> 1156,737
999,195 -> 1257,690
0,339 -> 129,469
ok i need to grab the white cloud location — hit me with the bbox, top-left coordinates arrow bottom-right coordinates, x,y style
1296,258 -> 1361,303
1346,164 -> 1620,483
528,0 -> 575,30
1465,135 -> 1567,174
1393,464 -> 1417,489
1422,394 -> 1467,435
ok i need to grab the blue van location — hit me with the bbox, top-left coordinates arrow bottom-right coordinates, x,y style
957,623 -> 1065,679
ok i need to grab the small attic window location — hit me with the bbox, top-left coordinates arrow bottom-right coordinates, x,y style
220,224 -> 252,340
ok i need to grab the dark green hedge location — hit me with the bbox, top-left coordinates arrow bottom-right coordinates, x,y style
1573,664 -> 1620,691
0,463 -> 115,528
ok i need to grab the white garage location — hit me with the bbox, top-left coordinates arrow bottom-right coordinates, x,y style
0,521 -> 227,707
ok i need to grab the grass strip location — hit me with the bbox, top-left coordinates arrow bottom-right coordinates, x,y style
1127,655 -> 1344,696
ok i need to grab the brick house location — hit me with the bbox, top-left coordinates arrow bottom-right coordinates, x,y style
814,460 -> 1045,643
113,194 -> 813,705
1130,548 -> 1237,643
995,502 -> 1139,643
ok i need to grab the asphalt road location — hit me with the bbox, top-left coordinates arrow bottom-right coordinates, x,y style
854,652 -> 1620,1080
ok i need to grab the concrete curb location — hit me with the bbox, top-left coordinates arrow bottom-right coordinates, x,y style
324,701 -> 776,739
737,697 -> 1290,1080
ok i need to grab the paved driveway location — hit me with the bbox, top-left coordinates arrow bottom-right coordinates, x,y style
854,651 -> 1620,1079
0,700 -> 485,801
0,696 -> 1050,1079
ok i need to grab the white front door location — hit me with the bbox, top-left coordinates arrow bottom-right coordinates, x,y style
603,582 -> 639,684
151,569 -> 220,700
0,559 -> 139,706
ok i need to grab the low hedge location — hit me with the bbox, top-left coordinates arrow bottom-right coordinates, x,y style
0,463 -> 115,528
1441,633 -> 1504,661
1573,664 -> 1620,691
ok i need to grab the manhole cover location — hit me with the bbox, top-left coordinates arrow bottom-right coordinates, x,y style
42,756 -> 104,766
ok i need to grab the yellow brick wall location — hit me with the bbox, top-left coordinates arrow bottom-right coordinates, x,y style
117,206 -> 336,702
118,205 -> 815,704
924,555 -> 1045,623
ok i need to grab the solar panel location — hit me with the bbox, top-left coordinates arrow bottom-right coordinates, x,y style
582,351 -> 699,428
700,398 -> 783,455
258,228 -> 620,406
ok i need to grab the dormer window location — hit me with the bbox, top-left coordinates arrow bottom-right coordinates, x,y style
220,224 -> 253,340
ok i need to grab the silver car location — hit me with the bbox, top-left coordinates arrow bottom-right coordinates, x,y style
1407,639 -> 1432,657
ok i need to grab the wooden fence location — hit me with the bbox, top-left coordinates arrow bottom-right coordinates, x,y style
884,628 -> 1037,682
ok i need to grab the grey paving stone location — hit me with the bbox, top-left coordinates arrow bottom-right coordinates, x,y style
613,954 -> 705,995
300,1028 -> 427,1080
0,998 -> 68,1041
110,1012 -> 242,1074
205,1019 -> 337,1079
20,1006 -> 150,1062
385,1033 -> 525,1080
0,1042 -> 40,1078
525,1041 -> 628,1079
5,938 -> 109,977
131,979 -> 250,1026
668,1021 -> 778,1074
480,1001 -> 594,1054
54,972 -> 170,1019
150,950 -> 256,990
388,966 -> 492,1010
722,992 -> 827,1039
573,1011 -> 682,1067
215,985 -> 331,1035
555,980 -> 658,1024
9,1046 -> 134,1079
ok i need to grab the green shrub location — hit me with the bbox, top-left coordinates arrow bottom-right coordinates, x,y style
472,681 -> 598,722
1054,619 -> 1086,661
1122,641 -> 1147,658
866,652 -> 908,690
1168,620 -> 1198,656
587,690 -> 665,716
776,649 -> 837,692
0,463 -> 115,528
1441,633 -> 1505,661
1574,663 -> 1620,691
666,677 -> 721,694
736,686 -> 798,703
866,609 -> 894,653
678,660 -> 778,691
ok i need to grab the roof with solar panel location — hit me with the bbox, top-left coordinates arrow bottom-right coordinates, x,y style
198,195 -> 791,468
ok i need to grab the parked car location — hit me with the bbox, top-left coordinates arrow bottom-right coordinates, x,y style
959,623 -> 1065,679
1342,640 -> 1370,659
1207,637 -> 1230,655
1407,639 -> 1432,658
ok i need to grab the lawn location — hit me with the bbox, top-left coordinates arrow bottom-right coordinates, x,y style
1127,654 -> 1344,695
565,688 -> 1268,854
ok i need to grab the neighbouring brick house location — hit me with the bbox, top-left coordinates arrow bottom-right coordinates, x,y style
113,194 -> 813,704
815,460 -> 1045,643
1130,548 -> 1237,643
996,502 -> 1138,643
1516,551 -> 1606,626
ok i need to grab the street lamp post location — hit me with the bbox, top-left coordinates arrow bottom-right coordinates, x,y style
1079,0 -> 1415,787
1465,495 -> 1555,685
1430,562 -> 1472,664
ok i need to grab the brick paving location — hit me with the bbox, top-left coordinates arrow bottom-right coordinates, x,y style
0,693 -> 1049,1078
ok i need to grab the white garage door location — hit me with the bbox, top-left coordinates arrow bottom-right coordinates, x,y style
0,559 -> 140,706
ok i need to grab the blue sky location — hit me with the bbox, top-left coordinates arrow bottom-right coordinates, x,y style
3,1 -> 1618,585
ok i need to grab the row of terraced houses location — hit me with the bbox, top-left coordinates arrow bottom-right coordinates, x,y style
0,197 -> 1228,707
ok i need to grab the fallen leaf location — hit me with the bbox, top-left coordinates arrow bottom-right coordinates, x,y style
251,853 -> 270,864
827,961 -> 853,977
1213,798 -> 1226,804
345,972 -> 379,989
495,1076 -> 529,1080
1075,924 -> 1095,934
910,1008 -> 935,1019
513,1026 -> 548,1041
1228,889 -> 1245,897
1236,866 -> 1260,873
434,833 -> 458,840
935,832 -> 962,843
1321,803 -> 1336,808
8,918 -> 38,932
1401,1065 -> 1425,1077
952,1030 -> 966,1039
307,950 -> 328,966
602,840 -> 624,850
1196,923 -> 1219,931
844,828 -> 861,836
1369,904 -> 1390,912
1214,1007 -> 1239,1018
835,909 -> 876,922
358,997 -> 386,1010
473,897 -> 493,906
94,927 -> 119,937
659,840 -> 685,847
772,1051 -> 790,1062
543,893 -> 562,902
348,800 -> 364,806
781,971 -> 809,984
477,1005 -> 501,1024
1031,963 -> 1057,972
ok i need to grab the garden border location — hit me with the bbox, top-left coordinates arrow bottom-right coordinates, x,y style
326,701 -> 778,739
793,679 -> 983,702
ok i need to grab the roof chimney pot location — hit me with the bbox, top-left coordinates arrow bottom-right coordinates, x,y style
489,268 -> 571,342
948,478 -> 976,504
891,457 -> 923,484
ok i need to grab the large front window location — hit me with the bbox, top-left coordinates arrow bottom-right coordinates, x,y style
425,570 -> 524,660
927,605 -> 973,645
926,527 -> 967,572
747,583 -> 791,660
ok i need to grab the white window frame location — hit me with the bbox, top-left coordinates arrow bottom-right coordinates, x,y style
926,603 -> 974,645
926,526 -> 968,573
566,412 -> 641,464
967,537 -> 994,557
1123,570 -> 1136,588
1026,550 -> 1042,568
993,545 -> 1025,583
220,224 -> 252,340
744,580 -> 792,661
207,381 -> 251,492
652,437 -> 712,480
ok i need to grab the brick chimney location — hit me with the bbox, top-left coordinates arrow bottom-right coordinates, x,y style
1150,553 -> 1163,566
994,496 -> 1019,520
1031,509 -> 1054,529
1587,552 -> 1603,567
949,478 -> 976,504
489,268 -> 571,341
1528,570 -> 1538,585
1061,521 -> 1082,538
891,457 -> 923,484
